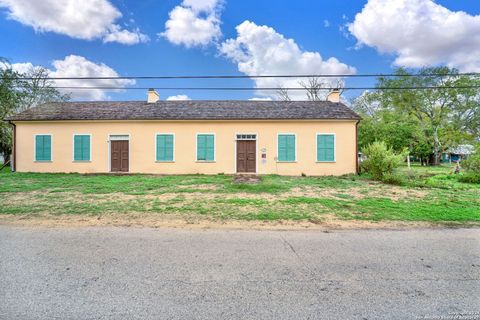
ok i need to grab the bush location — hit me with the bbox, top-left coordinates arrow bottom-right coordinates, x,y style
462,149 -> 480,174
361,141 -> 404,180
381,172 -> 406,186
458,173 -> 480,184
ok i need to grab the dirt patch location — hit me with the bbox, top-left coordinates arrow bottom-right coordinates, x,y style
176,184 -> 220,191
366,185 -> 428,200
0,213 -> 448,231
234,175 -> 262,184
287,184 -> 427,201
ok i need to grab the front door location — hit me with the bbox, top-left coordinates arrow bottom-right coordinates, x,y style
111,140 -> 129,172
237,140 -> 256,173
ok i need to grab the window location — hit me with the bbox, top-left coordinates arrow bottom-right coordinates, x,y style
317,134 -> 335,162
73,134 -> 91,161
277,134 -> 296,162
236,134 -> 257,140
35,134 -> 52,161
196,134 -> 215,161
156,134 -> 174,162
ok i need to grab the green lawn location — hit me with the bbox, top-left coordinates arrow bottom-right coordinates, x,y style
0,164 -> 479,224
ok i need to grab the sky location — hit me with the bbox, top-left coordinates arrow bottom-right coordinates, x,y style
0,0 -> 479,102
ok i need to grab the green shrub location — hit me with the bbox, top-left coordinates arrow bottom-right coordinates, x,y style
361,141 -> 404,180
458,173 -> 480,184
462,149 -> 480,174
381,173 -> 406,186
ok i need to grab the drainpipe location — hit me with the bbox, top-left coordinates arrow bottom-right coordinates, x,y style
8,121 -> 16,172
355,120 -> 359,175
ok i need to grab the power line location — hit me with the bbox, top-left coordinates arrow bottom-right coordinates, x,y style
31,85 -> 480,91
15,72 -> 480,80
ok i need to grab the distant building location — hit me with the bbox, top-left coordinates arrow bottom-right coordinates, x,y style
442,144 -> 475,162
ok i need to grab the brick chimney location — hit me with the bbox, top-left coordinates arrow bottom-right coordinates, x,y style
326,89 -> 341,103
147,89 -> 160,103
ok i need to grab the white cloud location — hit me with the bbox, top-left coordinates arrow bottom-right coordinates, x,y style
0,0 -> 148,45
348,0 -> 480,71
166,94 -> 191,101
323,20 -> 330,28
160,0 -> 223,47
10,62 -> 35,74
103,25 -> 149,45
12,55 -> 135,100
220,21 -> 356,100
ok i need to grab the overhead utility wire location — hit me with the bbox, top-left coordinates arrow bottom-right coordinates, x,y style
39,85 -> 480,91
16,73 -> 480,80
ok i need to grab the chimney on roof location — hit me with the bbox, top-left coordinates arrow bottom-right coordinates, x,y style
147,89 -> 160,103
326,89 -> 341,103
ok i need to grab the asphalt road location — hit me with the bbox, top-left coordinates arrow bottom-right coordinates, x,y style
0,226 -> 479,320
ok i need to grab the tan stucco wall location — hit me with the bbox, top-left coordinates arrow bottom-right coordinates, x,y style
13,120 -> 358,176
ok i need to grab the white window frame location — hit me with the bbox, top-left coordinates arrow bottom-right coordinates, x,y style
276,133 -> 297,163
316,133 -> 336,163
195,133 -> 216,162
34,133 -> 53,162
234,132 -> 258,173
155,133 -> 175,163
72,133 -> 92,162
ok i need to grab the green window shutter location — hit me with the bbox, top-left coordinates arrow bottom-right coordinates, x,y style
156,134 -> 174,161
35,135 -> 51,161
278,134 -> 295,161
197,134 -> 214,161
74,135 -> 90,161
205,135 -> 214,161
35,135 -> 43,160
317,134 -> 335,162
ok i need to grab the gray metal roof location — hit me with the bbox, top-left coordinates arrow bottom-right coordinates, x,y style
6,100 -> 360,121
448,144 -> 475,155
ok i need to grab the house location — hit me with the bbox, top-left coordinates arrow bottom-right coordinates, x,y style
6,90 -> 360,176
442,144 -> 475,163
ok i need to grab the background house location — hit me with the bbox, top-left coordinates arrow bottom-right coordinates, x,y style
442,144 -> 475,163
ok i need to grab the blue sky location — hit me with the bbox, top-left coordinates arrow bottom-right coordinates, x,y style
0,0 -> 479,101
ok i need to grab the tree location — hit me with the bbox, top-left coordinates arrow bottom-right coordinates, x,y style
0,60 -> 21,163
0,59 -> 69,163
352,91 -> 426,159
276,87 -> 291,101
374,67 -> 475,165
17,67 -> 69,112
276,77 -> 344,101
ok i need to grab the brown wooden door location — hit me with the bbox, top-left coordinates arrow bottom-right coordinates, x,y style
237,140 -> 256,173
111,140 -> 129,172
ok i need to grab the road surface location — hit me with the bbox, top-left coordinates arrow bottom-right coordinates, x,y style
0,226 -> 479,319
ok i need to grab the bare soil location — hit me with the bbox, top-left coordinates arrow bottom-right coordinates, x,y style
0,213 -> 444,231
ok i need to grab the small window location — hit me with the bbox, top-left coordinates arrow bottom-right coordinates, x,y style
277,134 -> 296,162
73,135 -> 91,161
197,134 -> 215,161
35,135 -> 52,161
236,134 -> 257,140
317,134 -> 335,162
156,134 -> 174,162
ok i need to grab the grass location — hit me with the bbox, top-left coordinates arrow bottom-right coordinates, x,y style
0,163 -> 479,224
